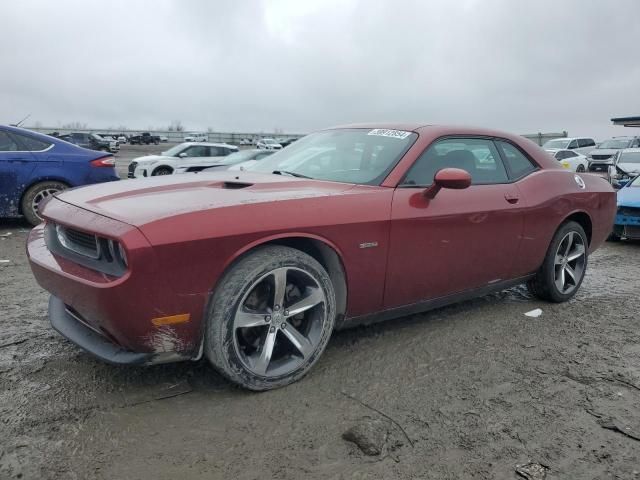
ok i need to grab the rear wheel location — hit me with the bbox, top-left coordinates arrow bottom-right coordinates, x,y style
527,221 -> 588,302
21,181 -> 68,226
205,245 -> 336,391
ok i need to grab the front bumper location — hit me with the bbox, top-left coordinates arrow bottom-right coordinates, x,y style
588,162 -> 612,173
49,295 -> 157,365
27,202 -> 205,363
614,209 -> 640,238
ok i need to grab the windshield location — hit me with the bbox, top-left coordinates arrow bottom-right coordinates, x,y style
217,150 -> 262,165
248,128 -> 417,185
619,152 -> 640,164
161,143 -> 190,156
598,139 -> 631,149
630,176 -> 640,187
543,139 -> 571,149
263,139 -> 277,144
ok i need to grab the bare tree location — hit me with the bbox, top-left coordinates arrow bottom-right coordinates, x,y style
168,120 -> 184,132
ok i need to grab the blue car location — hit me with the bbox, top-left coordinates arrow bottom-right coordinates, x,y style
0,125 -> 119,225
611,174 -> 640,241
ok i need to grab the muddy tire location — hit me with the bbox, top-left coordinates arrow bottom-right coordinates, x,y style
21,181 -> 68,226
527,221 -> 588,303
152,167 -> 173,176
205,245 -> 336,391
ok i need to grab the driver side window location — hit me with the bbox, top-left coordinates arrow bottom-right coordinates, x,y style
402,138 -> 508,186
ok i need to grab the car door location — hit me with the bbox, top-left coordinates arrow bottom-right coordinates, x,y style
0,130 -> 36,216
384,137 -> 525,309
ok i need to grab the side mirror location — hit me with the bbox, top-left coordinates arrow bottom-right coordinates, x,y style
178,152 -> 187,158
424,168 -> 471,199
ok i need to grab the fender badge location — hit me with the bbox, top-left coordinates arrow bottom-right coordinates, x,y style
359,242 -> 378,249
574,175 -> 586,189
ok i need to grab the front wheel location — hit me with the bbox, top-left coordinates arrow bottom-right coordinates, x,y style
21,181 -> 68,226
576,164 -> 586,173
152,167 -> 172,176
205,245 -> 336,391
527,221 -> 588,302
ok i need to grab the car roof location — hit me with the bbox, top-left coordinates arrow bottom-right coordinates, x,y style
544,137 -> 592,142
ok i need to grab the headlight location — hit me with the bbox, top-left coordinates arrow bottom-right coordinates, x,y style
107,239 -> 128,269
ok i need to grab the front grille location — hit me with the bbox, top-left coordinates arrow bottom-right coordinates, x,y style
589,163 -> 610,172
618,206 -> 640,217
56,225 -> 100,259
45,223 -> 128,277
128,161 -> 137,178
591,154 -> 613,160
624,226 -> 640,239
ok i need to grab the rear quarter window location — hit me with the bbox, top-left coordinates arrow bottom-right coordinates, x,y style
496,141 -> 537,179
13,132 -> 52,151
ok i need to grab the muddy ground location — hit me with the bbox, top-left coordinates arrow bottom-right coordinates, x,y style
1,218 -> 640,479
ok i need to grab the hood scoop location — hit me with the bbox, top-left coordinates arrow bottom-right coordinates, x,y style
222,181 -> 253,189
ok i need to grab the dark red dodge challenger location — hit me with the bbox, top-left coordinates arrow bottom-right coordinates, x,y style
27,125 -> 616,390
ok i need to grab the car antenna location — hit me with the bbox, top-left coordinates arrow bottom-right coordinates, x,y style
11,114 -> 31,127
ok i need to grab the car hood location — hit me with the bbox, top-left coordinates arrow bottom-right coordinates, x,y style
617,163 -> 640,174
589,149 -> 618,157
52,171 -> 356,227
617,186 -> 640,207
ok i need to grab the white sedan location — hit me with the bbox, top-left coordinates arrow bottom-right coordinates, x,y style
546,149 -> 588,172
257,138 -> 282,150
128,142 -> 238,178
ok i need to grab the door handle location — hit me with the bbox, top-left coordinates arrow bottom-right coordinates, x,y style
504,193 -> 520,204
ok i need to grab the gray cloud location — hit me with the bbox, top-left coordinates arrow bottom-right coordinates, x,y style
1,0 -> 639,139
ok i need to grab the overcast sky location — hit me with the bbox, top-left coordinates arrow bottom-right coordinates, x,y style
2,0 -> 639,139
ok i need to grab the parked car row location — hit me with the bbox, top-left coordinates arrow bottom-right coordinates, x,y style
543,135 -> 640,176
49,132 -> 120,154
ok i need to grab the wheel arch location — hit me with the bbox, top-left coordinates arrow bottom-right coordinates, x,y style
18,177 -> 72,214
562,210 -> 593,246
151,164 -> 174,175
218,233 -> 349,321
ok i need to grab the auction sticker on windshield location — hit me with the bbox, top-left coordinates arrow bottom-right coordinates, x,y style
367,129 -> 412,139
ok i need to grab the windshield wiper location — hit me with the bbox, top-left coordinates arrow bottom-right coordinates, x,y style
272,170 -> 312,179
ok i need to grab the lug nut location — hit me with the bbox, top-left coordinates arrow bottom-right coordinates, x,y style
274,305 -> 280,311
281,323 -> 286,329
265,315 -> 271,323
269,326 -> 275,333
284,310 -> 289,316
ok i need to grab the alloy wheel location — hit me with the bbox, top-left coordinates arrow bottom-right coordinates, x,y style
31,188 -> 60,219
554,231 -> 586,294
232,267 -> 327,377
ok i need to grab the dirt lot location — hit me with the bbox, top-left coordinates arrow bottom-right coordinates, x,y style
1,219 -> 640,479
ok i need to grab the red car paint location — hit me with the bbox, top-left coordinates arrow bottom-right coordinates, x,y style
27,124 -> 617,362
